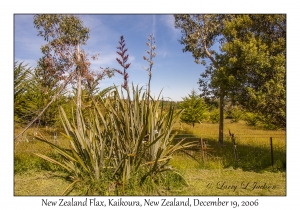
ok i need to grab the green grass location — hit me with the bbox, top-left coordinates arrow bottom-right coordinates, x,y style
167,119 -> 286,195
14,120 -> 286,196
172,120 -> 286,171
166,164 -> 286,196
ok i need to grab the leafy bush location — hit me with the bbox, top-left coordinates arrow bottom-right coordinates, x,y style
209,109 -> 220,123
244,112 -> 260,126
228,106 -> 244,123
245,112 -> 282,130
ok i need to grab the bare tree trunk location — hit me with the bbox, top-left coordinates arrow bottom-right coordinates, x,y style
14,71 -> 76,140
219,90 -> 224,145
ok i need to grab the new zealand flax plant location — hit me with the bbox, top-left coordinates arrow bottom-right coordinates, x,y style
34,84 -> 197,195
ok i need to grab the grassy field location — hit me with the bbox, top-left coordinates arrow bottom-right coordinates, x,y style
14,120 -> 286,196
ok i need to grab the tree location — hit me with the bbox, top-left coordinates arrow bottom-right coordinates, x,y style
15,15 -> 112,140
221,14 -> 286,129
179,89 -> 207,127
174,14 -> 286,147
14,61 -> 32,124
14,62 -> 30,103
174,14 -> 229,144
33,58 -> 62,126
33,14 -> 91,134
14,60 -> 66,127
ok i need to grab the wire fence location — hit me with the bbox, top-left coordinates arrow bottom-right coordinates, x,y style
16,130 -> 286,168
172,133 -> 286,140
16,131 -> 286,145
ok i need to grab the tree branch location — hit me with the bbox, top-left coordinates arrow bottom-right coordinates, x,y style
203,42 -> 219,69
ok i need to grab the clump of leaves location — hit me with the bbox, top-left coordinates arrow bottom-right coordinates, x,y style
228,106 -> 244,123
98,85 -> 196,189
244,112 -> 260,126
34,85 -> 196,195
209,109 -> 220,124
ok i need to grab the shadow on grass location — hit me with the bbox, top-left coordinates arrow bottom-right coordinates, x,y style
172,129 -> 286,173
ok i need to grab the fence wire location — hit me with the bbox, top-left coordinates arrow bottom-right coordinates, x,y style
16,132 -> 286,144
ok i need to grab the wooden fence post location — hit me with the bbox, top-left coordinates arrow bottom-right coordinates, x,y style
231,134 -> 238,164
200,137 -> 205,163
270,137 -> 274,168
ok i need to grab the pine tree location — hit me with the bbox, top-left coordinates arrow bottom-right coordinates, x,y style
179,89 -> 207,127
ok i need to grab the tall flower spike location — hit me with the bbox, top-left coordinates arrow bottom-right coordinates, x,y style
143,34 -> 156,102
115,35 -> 131,89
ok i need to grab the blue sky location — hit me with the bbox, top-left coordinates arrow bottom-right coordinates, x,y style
15,14 -> 206,101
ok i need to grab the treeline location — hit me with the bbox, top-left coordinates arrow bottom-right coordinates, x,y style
176,88 -> 281,129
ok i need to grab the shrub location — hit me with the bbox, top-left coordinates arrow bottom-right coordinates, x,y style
209,109 -> 220,123
34,85 -> 196,195
179,89 -> 207,127
244,112 -> 260,126
228,106 -> 244,123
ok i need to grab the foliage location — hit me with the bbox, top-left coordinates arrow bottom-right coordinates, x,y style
33,85 -> 196,195
244,112 -> 260,126
174,14 -> 286,131
23,14 -> 114,129
14,62 -> 31,103
13,15 -> 115,140
244,112 -> 280,130
33,14 -> 91,81
31,59 -> 62,126
174,14 -> 229,144
174,15 -> 225,67
179,89 -> 207,127
14,61 -> 32,123
174,14 -> 230,99
14,60 -> 64,126
221,14 -> 286,129
14,63 -> 52,126
209,109 -> 220,124
227,106 -> 244,123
